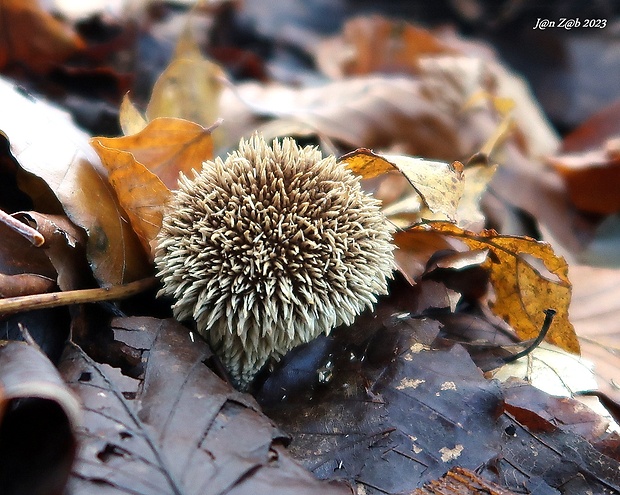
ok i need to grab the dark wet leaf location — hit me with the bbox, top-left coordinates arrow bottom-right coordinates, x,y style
61,317 -> 351,495
0,341 -> 80,495
256,310 -> 620,494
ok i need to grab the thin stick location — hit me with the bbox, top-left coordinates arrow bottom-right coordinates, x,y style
0,277 -> 158,315
0,208 -> 45,247
502,309 -> 557,363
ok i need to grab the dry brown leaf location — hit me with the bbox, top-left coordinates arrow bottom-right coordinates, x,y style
392,229 -> 454,285
93,117 -> 216,190
0,0 -> 85,74
90,140 -> 172,257
315,15 -> 456,79
340,148 -> 464,222
219,76 -> 468,159
0,340 -> 80,494
397,222 -> 579,354
118,21 -> 225,147
0,77 -> 150,286
569,264 -> 620,403
548,137 -> 620,214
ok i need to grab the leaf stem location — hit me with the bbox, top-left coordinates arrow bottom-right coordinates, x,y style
502,309 -> 556,363
0,208 -> 45,246
0,277 -> 158,315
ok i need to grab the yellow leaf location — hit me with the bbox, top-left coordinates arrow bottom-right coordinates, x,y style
94,117 -> 216,190
402,222 -> 579,354
340,148 -> 464,221
119,93 -> 147,136
146,58 -> 225,130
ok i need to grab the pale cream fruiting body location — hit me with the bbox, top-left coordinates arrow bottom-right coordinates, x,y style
155,135 -> 394,389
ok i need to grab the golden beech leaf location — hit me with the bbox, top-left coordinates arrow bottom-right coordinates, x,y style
93,117 -> 216,190
398,222 -> 580,354
90,140 -> 172,258
340,148 -> 464,221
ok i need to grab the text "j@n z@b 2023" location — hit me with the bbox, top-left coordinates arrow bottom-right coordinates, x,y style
534,18 -> 607,30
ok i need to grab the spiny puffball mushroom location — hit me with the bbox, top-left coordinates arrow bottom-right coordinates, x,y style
154,135 -> 395,389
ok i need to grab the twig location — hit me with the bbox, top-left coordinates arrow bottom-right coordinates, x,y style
0,208 -> 45,247
0,277 -> 158,315
502,309 -> 556,363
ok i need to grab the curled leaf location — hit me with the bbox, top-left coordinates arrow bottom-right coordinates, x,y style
340,149 -> 464,221
397,222 -> 579,354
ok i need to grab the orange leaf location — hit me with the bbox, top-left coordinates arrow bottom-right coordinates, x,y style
316,15 -> 456,78
397,222 -> 579,354
0,0 -> 85,74
90,140 -> 172,258
548,138 -> 620,214
94,117 -> 217,190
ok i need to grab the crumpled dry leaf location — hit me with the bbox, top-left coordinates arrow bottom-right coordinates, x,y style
0,77 -> 150,286
14,212 -> 90,291
0,340 -> 80,494
340,149 -> 464,222
396,222 -> 579,354
219,76 -> 468,159
61,317 -> 351,495
0,0 -> 85,74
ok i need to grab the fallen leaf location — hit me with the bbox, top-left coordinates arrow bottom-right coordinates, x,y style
501,379 -> 620,460
340,149 -> 464,222
219,76 -> 468,159
315,15 -> 456,79
90,140 -> 172,257
93,117 -> 216,190
548,136 -> 620,214
257,316 -> 618,494
0,0 -> 85,74
14,212 -> 91,291
119,94 -> 147,136
396,222 -> 579,354
61,317 -> 352,495
413,467 -> 518,495
568,264 -> 620,403
0,77 -> 151,286
0,340 -> 80,494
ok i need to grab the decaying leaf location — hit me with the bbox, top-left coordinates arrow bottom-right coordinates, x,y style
61,317 -> 351,495
340,149 -> 464,222
569,264 -> 620,403
0,78 -> 150,286
396,222 -> 579,354
0,340 -> 80,495
14,212 -> 90,291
